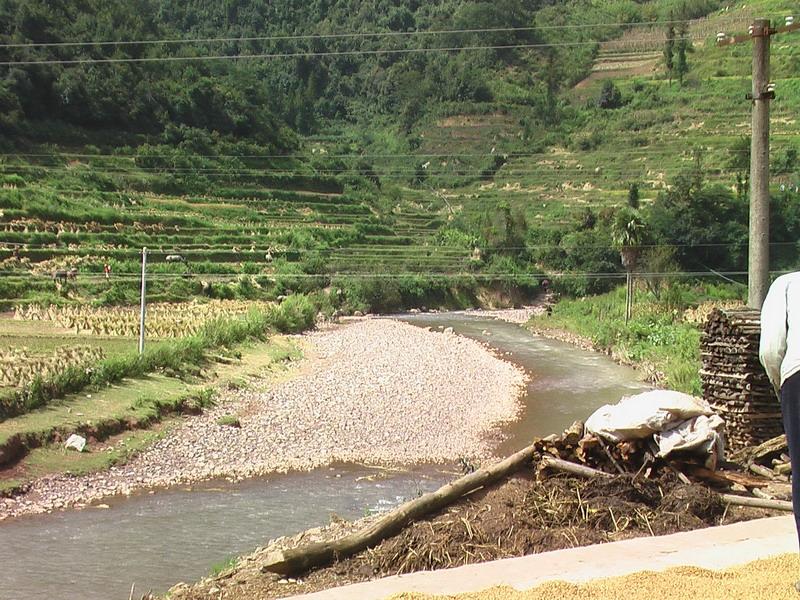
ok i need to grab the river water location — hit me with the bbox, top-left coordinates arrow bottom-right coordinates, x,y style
0,314 -> 648,600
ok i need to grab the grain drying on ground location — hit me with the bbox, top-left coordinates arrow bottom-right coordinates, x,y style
390,553 -> 800,600
1,318 -> 525,519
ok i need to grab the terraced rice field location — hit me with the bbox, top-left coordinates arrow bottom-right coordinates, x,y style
405,3 -> 800,238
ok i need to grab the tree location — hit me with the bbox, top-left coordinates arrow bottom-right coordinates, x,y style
612,208 -> 647,271
612,207 -> 647,323
664,24 -> 675,84
597,80 -> 623,109
675,22 -> 690,86
647,172 -> 749,273
627,183 -> 640,209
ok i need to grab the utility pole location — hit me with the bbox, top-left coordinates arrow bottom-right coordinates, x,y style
748,19 -> 771,309
718,17 -> 798,308
138,247 -> 147,354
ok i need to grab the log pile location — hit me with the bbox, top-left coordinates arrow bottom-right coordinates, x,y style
701,308 -> 783,451
533,421 -> 648,475
731,434 -> 792,482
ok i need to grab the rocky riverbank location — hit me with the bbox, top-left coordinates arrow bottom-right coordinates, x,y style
456,293 -> 555,325
0,318 -> 526,520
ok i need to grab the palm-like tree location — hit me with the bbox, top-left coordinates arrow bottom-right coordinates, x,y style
613,209 -> 646,268
612,209 -> 647,322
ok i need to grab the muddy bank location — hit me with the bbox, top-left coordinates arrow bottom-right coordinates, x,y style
0,319 -> 525,520
162,467 -> 767,600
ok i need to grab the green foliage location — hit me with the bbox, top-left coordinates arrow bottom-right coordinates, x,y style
597,81 -> 624,109
531,283 -> 743,394
664,24 -> 675,81
627,183 -> 640,209
675,22 -> 690,87
647,171 -> 748,273
216,415 -> 241,428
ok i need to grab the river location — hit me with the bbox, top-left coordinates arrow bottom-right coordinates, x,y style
0,314 -> 649,600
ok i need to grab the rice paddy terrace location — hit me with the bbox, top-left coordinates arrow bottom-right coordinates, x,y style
397,1 -> 800,237
0,154 -> 467,308
3,0 -> 800,310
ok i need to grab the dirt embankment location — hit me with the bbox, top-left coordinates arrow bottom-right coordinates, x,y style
162,466 -> 769,600
1,318 -> 526,520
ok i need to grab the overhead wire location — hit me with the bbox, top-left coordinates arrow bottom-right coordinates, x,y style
0,36 -> 702,66
0,16 -> 754,49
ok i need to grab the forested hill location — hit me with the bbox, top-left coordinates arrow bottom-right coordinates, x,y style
0,0 -> 715,145
3,0 -> 800,314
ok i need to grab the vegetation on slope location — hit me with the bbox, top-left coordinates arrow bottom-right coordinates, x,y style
530,282 -> 746,394
0,294 -> 316,418
2,0 -> 799,315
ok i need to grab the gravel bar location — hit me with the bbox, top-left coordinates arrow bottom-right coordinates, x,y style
1,318 -> 526,520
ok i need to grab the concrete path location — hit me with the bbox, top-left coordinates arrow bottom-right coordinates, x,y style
288,515 -> 797,599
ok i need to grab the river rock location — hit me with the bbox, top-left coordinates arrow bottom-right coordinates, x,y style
64,434 -> 87,452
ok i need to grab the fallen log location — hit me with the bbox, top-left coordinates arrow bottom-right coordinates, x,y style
749,463 -> 777,480
730,434 -> 787,464
260,442 -> 540,576
681,465 -> 770,488
719,493 -> 793,511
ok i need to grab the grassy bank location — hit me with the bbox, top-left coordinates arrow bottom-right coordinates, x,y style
529,283 -> 745,395
0,294 -> 316,419
0,337 -> 300,494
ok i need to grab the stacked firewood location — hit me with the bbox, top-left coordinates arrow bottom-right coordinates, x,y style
731,434 -> 792,482
701,308 -> 783,451
533,421 -> 651,476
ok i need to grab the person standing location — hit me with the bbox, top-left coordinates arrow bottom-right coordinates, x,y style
759,272 -> 800,566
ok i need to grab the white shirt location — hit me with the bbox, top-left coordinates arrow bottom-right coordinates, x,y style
759,271 -> 800,391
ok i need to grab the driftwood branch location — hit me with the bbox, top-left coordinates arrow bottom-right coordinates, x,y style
540,456 -> 614,479
260,442 -> 540,576
719,493 -> 793,511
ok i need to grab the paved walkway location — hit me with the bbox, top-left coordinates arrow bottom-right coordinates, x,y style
288,515 -> 797,600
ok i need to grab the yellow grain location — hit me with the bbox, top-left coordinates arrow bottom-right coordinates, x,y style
390,553 -> 800,600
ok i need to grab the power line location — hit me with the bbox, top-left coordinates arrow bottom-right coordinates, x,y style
0,270 -> 776,281
0,17 -> 752,49
0,36 -> 700,66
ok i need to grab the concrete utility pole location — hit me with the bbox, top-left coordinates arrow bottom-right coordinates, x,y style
748,19 -> 771,309
138,247 -> 148,354
718,17 -> 800,308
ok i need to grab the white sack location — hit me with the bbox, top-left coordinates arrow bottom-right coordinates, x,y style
654,414 -> 726,464
585,390 -> 714,443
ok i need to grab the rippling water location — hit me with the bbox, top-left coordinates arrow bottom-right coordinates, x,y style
0,314 -> 648,600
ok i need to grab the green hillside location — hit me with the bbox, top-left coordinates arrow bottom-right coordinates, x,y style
1,0 -> 799,311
